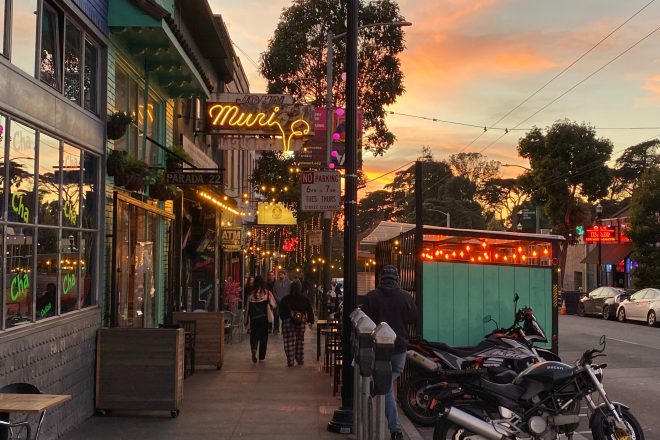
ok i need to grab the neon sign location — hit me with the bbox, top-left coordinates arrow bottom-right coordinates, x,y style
62,272 -> 77,295
584,225 -> 617,243
9,273 -> 30,301
11,193 -> 30,223
206,94 -> 313,153
63,200 -> 78,225
40,303 -> 52,317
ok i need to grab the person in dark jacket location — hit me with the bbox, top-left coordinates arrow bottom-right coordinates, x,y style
279,281 -> 315,367
244,276 -> 277,363
361,265 -> 417,440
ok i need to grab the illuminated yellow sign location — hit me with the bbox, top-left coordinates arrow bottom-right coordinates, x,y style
63,200 -> 78,225
11,193 -> 30,223
206,94 -> 313,153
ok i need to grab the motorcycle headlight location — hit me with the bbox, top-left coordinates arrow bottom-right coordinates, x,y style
593,366 -> 604,382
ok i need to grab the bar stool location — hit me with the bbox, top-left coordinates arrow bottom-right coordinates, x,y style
178,320 -> 196,378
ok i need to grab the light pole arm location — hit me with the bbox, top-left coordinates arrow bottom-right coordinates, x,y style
425,208 -> 450,228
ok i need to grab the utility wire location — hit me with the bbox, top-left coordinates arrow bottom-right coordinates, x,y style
362,160 -> 415,185
477,22 -> 660,155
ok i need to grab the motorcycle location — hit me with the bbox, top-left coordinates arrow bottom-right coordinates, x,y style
434,335 -> 644,440
400,295 -> 558,426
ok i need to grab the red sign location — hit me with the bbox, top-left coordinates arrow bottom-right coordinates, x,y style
584,225 -> 617,243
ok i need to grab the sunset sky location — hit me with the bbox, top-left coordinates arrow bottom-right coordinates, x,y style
211,0 -> 660,195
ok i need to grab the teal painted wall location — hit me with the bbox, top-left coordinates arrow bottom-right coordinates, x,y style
422,262 -> 552,347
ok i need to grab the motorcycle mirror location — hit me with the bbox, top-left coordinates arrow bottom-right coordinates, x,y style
482,314 -> 491,323
599,335 -> 606,351
514,293 -> 520,302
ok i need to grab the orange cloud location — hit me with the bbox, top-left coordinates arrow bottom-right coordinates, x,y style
635,74 -> 660,106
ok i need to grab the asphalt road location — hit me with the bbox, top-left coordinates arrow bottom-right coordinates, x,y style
414,314 -> 660,440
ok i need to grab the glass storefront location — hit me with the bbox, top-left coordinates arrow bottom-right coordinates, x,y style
0,113 -> 100,330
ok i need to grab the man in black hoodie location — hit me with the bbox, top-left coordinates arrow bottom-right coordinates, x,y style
361,265 -> 417,440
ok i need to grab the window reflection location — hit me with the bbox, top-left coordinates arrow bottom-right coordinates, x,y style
60,229 -> 79,313
0,0 -> 6,54
0,114 -> 5,218
40,5 -> 59,89
64,20 -> 82,104
83,40 -> 97,112
81,231 -> 95,307
11,0 -> 37,75
82,152 -> 98,229
36,228 -> 58,320
8,121 -> 36,224
38,134 -> 60,226
6,226 -> 34,327
62,144 -> 80,228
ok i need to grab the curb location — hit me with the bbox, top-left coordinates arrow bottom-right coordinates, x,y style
399,412 -> 425,440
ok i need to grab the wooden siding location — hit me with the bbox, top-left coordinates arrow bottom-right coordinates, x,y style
72,0 -> 109,34
422,262 -> 552,347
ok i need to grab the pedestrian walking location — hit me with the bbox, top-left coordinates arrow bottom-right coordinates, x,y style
244,276 -> 277,364
279,281 -> 315,367
272,271 -> 292,333
361,265 -> 417,440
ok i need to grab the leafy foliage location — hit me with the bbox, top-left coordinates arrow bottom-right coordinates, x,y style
627,167 -> 660,288
480,177 -> 531,229
611,139 -> 659,199
260,0 -> 407,155
249,151 -> 300,209
357,190 -> 394,233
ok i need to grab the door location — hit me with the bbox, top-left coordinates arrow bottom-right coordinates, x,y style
626,290 -> 646,320
585,288 -> 602,314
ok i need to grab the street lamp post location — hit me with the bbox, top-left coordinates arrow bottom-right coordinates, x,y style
426,208 -> 450,228
327,10 -> 411,434
596,204 -> 603,287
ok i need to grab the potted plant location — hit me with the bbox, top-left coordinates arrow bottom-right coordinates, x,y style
165,145 -> 193,170
107,150 -> 128,186
148,170 -> 178,201
107,111 -> 134,140
123,156 -> 149,191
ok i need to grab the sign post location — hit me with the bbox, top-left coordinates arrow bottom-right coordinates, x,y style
300,171 -> 341,212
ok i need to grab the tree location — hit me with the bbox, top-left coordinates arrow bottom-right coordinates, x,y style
481,177 -> 531,229
249,151 -> 299,210
627,167 -> 660,288
611,139 -> 659,199
448,152 -> 501,195
260,0 -> 407,155
357,190 -> 394,233
517,120 -> 613,282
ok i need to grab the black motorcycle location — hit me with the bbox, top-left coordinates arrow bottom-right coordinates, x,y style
401,296 -> 558,426
434,335 -> 644,440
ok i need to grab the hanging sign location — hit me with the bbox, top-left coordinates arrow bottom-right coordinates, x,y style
300,171 -> 341,211
257,202 -> 297,225
308,229 -> 322,246
221,228 -> 243,252
206,93 -> 314,153
165,172 -> 223,185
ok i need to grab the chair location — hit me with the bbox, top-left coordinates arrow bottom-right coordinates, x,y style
0,383 -> 45,440
224,310 -> 244,344
178,320 -> 196,378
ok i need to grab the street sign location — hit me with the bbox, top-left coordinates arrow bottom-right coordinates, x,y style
165,172 -> 223,185
300,171 -> 341,211
221,228 -> 242,251
308,229 -> 322,246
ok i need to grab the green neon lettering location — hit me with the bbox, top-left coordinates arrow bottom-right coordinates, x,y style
62,272 -> 77,295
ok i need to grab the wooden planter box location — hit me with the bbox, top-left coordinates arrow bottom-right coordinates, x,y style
173,312 -> 225,369
95,328 -> 184,417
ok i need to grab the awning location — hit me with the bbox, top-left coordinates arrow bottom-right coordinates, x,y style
109,0 -> 212,98
582,243 -> 633,264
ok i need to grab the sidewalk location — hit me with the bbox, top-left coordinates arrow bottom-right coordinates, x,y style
63,328 -> 423,440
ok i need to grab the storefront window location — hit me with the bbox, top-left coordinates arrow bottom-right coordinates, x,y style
82,152 -> 98,230
0,114 -> 5,218
39,4 -> 59,89
8,121 -> 36,224
10,0 -> 37,75
36,228 -> 58,320
64,20 -> 82,104
81,231 -> 95,307
62,144 -> 80,228
0,0 -> 6,55
83,39 -> 97,112
38,133 -> 60,226
60,229 -> 79,313
6,226 -> 34,328
114,68 -> 128,151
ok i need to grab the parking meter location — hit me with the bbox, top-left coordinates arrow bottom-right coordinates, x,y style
350,309 -> 367,358
371,323 -> 396,395
355,315 -> 376,377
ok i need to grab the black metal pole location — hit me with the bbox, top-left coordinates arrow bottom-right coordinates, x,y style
414,161 -> 424,336
597,215 -> 602,287
328,0 -> 358,433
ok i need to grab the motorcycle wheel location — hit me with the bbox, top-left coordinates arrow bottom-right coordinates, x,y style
400,375 -> 444,426
591,407 -> 645,440
433,417 -> 475,440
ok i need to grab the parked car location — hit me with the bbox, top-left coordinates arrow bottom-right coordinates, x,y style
577,287 -> 628,320
616,288 -> 660,327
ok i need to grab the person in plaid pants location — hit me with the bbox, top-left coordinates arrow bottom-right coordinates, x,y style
279,281 -> 315,367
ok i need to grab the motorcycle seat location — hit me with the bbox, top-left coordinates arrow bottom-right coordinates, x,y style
480,380 -> 525,401
425,340 -> 495,358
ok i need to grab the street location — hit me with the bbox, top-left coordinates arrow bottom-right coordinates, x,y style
415,314 -> 660,439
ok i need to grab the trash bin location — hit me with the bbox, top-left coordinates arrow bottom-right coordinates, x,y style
561,291 -> 582,315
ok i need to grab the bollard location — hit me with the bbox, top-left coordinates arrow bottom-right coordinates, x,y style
355,315 -> 376,440
372,323 -> 396,440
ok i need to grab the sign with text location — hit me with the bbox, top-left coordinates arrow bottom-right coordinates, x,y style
300,171 -> 341,211
584,225 -> 617,243
206,93 -> 314,153
308,229 -> 322,246
217,136 -> 305,151
257,202 -> 297,225
165,172 -> 223,185
221,228 -> 242,252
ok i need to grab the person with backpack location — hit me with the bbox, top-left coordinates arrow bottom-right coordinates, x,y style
278,281 -> 315,367
244,275 -> 277,363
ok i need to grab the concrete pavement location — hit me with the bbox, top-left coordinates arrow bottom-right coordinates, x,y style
63,327 -> 421,440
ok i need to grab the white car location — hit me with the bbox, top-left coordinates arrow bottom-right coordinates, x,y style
616,288 -> 660,327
